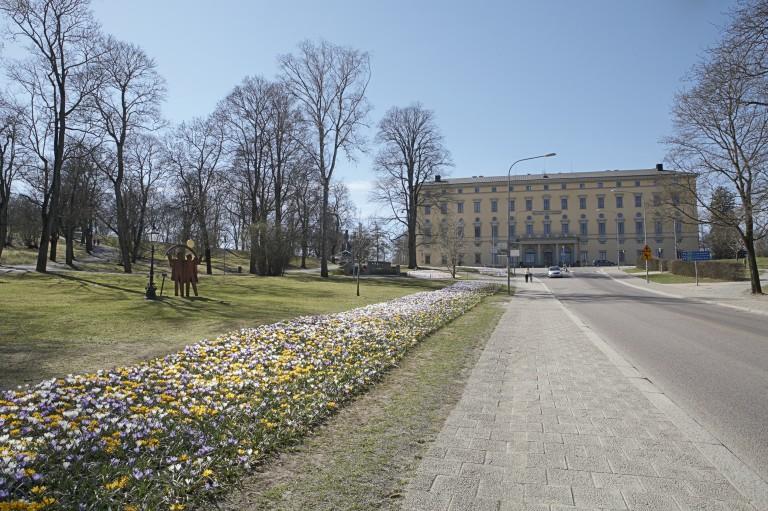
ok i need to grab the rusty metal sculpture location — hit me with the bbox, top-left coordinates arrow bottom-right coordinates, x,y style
165,244 -> 201,297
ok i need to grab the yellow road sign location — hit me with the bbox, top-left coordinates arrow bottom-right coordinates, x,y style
642,245 -> 652,261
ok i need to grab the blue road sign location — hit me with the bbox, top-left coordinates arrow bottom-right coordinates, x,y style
681,250 -> 711,262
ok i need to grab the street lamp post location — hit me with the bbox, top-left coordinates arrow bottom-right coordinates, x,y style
145,225 -> 159,300
643,197 -> 649,283
615,217 -> 620,270
507,152 -> 556,295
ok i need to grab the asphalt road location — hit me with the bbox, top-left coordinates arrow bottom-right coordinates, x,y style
540,268 -> 768,483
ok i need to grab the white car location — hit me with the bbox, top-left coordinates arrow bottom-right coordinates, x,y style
547,266 -> 562,278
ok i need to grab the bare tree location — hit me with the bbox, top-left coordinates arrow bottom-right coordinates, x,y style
166,116 -> 225,275
280,40 -> 371,277
218,75 -> 273,274
371,103 -> 452,269
87,36 -> 165,272
0,97 -> 23,259
436,212 -> 464,279
0,0 -> 102,272
125,134 -> 166,263
666,46 -> 768,294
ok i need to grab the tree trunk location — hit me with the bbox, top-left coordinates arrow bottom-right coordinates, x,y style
49,231 -> 59,262
320,182 -> 330,277
745,241 -> 763,294
114,186 -> 133,273
199,211 -> 212,275
0,204 -> 8,261
65,227 -> 75,267
85,219 -> 94,253
407,209 -> 417,269
35,207 -> 51,272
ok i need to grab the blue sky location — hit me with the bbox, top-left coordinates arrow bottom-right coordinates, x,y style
14,1 -> 740,217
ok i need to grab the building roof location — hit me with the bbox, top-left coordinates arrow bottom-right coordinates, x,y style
425,167 -> 691,186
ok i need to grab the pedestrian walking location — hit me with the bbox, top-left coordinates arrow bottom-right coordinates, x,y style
525,267 -> 532,283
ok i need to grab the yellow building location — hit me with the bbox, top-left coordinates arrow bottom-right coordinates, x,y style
417,165 -> 699,267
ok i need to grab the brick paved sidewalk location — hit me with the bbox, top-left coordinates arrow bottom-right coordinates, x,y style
403,283 -> 761,511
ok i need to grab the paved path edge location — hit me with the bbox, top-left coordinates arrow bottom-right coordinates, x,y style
539,278 -> 768,510
600,269 -> 768,318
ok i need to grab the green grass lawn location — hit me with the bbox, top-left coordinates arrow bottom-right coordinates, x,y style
0,240 -> 320,273
0,272 -> 446,389
628,272 -> 726,284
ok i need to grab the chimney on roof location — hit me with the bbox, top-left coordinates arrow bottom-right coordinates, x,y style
434,175 -> 441,182
656,163 -> 664,172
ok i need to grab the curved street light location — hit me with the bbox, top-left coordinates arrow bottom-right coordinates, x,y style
507,153 -> 557,294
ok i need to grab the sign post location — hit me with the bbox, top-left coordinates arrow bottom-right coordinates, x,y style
642,244 -> 652,283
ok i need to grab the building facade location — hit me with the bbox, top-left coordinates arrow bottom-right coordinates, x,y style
417,166 -> 699,267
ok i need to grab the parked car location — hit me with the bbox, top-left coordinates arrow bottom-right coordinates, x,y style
592,259 -> 616,266
547,266 -> 562,278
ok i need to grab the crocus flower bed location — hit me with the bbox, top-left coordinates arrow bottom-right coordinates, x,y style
0,281 -> 495,510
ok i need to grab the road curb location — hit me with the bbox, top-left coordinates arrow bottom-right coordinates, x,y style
602,270 -> 768,317
539,279 -> 768,510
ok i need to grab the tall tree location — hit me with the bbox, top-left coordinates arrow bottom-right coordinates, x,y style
218,76 -> 272,275
280,40 -> 371,277
0,97 -> 23,259
666,40 -> 768,293
166,116 -> 225,275
371,103 -> 452,269
88,36 -> 165,273
0,0 -> 101,272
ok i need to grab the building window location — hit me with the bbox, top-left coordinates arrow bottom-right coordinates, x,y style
441,254 -> 447,265
655,220 -> 663,235
508,199 -> 515,211
653,194 -> 661,206
526,185 -> 532,191
561,198 -> 568,210
440,202 -> 447,214
635,180 -> 640,187
424,226 -> 432,239
474,186 -> 480,193
599,250 -> 607,260
458,254 -> 464,265
508,224 -> 516,237
508,184 -> 514,192
561,222 -> 569,235
598,221 -> 606,236
579,183 -> 585,189
675,219 -> 682,234
474,225 -> 481,238
672,193 -> 680,205
579,197 -> 587,209
618,220 -> 625,235
597,197 -> 605,209
543,222 -> 551,235
475,253 -> 482,264
616,195 -> 623,208
616,181 -> 622,188
526,224 -> 534,236
457,226 -> 464,238
424,254 -> 431,264
491,199 -> 498,213
424,205 -> 431,215
543,184 -> 549,190
525,198 -> 533,211
543,198 -> 550,210
491,224 -> 499,239
635,220 -> 644,236
580,221 -> 588,236
457,202 -> 464,213
561,183 -> 567,190
491,186 -> 497,192
580,250 -> 588,263
457,188 -> 463,194
474,201 -> 481,213
635,194 -> 642,208
597,182 -> 604,188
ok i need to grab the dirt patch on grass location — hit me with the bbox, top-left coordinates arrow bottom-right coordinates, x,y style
216,294 -> 509,511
